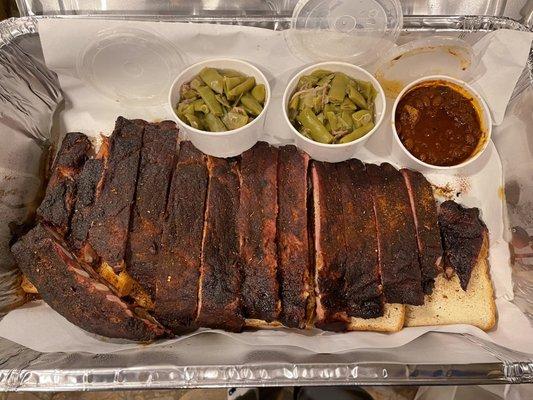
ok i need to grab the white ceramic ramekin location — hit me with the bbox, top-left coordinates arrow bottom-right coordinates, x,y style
282,61 -> 386,163
168,58 -> 271,158
391,75 -> 492,170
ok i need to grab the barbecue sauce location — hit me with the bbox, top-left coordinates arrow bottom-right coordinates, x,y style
395,82 -> 483,166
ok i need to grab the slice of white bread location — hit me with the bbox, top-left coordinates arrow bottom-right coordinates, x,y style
404,232 -> 496,331
21,275 -> 38,294
245,319 -> 284,329
246,302 -> 405,333
349,303 -> 405,332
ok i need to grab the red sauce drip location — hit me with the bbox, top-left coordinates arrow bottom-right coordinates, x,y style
395,84 -> 482,166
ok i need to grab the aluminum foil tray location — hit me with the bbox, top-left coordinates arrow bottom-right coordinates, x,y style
0,14 -> 531,390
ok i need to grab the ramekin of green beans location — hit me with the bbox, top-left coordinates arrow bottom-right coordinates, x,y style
283,62 -> 385,163
169,59 -> 270,158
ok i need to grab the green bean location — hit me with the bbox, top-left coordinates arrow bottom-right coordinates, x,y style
329,73 -> 348,104
340,111 -> 353,130
297,75 -> 319,91
288,69 -> 377,143
298,108 -> 334,144
338,122 -> 374,143
177,113 -> 187,124
177,101 -> 191,115
323,103 -> 340,114
232,92 -> 244,108
331,111 -> 350,132
199,67 -> 224,94
193,99 -> 209,114
181,87 -> 198,100
240,93 -> 263,116
177,103 -> 191,123
193,113 -> 204,128
347,84 -> 367,109
182,103 -> 195,115
177,67 -> 265,132
222,110 -> 249,130
190,77 -> 204,90
368,85 -> 377,101
184,113 -> 203,130
299,92 -> 315,110
205,113 -> 227,132
288,107 -> 298,123
215,94 -> 231,109
318,73 -> 335,87
352,110 -> 372,128
220,69 -> 244,78
252,84 -> 266,104
197,85 -> 224,117
298,125 -> 312,139
310,69 -> 333,78
341,97 -> 357,111
288,94 -> 300,111
228,77 -> 256,98
224,76 -> 245,92
353,79 -> 371,99
241,105 -> 255,116
325,111 -> 338,131
367,101 -> 375,117
312,93 -> 324,114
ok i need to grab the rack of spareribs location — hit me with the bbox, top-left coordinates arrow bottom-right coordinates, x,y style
11,117 -> 496,341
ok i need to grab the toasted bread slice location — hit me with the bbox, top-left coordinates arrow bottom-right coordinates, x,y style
348,303 -> 405,332
404,232 -> 496,331
21,275 -> 38,294
245,319 -> 285,329
98,262 -> 154,310
245,303 -> 404,333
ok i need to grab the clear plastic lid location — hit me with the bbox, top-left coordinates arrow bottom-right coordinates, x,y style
77,27 -> 185,106
286,0 -> 403,66
375,36 -> 477,98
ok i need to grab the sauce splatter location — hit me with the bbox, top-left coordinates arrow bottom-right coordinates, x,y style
432,183 -> 455,200
498,185 -> 505,201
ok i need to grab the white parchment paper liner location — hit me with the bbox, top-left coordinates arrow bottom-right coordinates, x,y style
0,19 -> 530,355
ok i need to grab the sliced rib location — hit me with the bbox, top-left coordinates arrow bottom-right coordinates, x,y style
37,132 -> 92,235
11,224 -> 166,341
69,136 -> 110,263
238,142 -> 280,322
196,156 -> 244,331
366,162 -> 424,305
339,160 -> 383,318
126,121 -> 178,297
88,117 -> 145,271
312,161 -> 350,331
277,145 -> 310,328
401,169 -> 443,294
154,141 -> 208,332
439,200 -> 488,290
